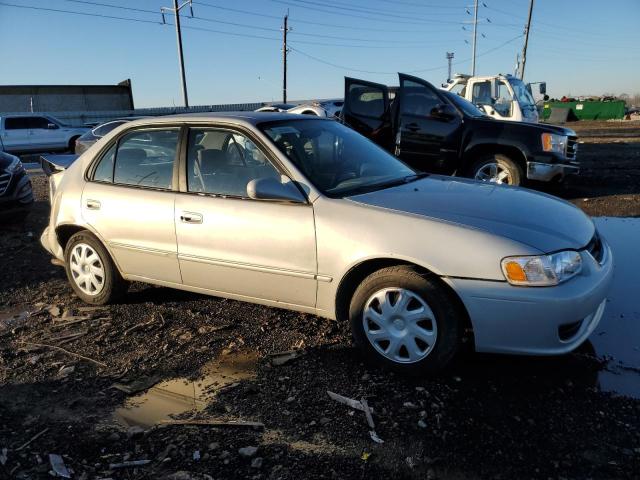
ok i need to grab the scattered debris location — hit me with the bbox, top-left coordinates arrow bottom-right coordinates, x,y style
327,391 -> 368,412
49,453 -> 71,478
15,428 -> 49,451
328,391 -> 383,443
251,457 -> 263,469
160,419 -> 265,429
109,459 -> 151,469
238,446 -> 258,458
269,350 -> 303,366
18,342 -> 107,367
0,448 -> 7,466
111,375 -> 163,395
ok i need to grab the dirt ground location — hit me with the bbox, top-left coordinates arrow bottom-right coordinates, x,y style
1,121 -> 639,480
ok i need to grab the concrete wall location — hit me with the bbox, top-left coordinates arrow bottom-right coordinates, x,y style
0,80 -> 134,113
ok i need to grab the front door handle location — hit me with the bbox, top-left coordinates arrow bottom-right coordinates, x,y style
86,199 -> 101,210
180,212 -> 203,224
405,122 -> 420,132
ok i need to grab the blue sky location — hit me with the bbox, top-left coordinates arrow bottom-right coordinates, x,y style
1,0 -> 638,107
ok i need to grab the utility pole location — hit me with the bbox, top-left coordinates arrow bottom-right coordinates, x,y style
282,12 -> 290,104
161,0 -> 193,107
519,0 -> 535,80
446,52 -> 454,82
471,0 -> 478,76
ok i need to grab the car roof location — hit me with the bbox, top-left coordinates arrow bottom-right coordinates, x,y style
125,111 -> 326,128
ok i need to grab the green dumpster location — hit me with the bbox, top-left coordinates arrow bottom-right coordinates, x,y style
542,100 -> 625,121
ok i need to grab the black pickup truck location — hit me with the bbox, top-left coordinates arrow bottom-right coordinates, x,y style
341,74 -> 579,186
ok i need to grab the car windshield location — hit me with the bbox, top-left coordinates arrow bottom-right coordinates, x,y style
442,90 -> 486,118
260,119 -> 418,197
508,77 -> 536,109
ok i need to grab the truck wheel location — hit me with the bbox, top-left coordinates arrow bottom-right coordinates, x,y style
469,154 -> 522,186
64,231 -> 128,305
349,265 -> 462,375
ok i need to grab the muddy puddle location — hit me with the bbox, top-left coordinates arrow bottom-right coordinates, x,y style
591,217 -> 640,398
114,351 -> 258,428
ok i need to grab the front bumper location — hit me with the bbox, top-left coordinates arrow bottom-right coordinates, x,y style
446,240 -> 613,355
0,171 -> 34,221
526,161 -> 579,182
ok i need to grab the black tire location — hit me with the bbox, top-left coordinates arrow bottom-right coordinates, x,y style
349,265 -> 462,375
468,153 -> 523,186
64,230 -> 128,305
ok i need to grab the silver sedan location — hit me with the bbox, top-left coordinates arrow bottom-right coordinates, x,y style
41,113 -> 613,373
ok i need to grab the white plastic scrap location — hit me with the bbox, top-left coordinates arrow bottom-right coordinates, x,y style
49,453 -> 71,478
327,391 -> 384,444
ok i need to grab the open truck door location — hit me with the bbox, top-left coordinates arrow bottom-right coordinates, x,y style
342,77 -> 394,152
397,74 -> 463,174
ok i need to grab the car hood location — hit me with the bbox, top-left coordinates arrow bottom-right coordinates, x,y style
348,176 -> 594,253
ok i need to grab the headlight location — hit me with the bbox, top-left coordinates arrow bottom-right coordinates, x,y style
541,133 -> 567,155
6,156 -> 24,173
501,250 -> 582,286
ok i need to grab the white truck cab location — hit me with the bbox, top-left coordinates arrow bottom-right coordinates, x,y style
444,73 -> 544,123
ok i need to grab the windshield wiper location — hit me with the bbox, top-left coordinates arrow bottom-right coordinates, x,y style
341,173 -> 428,197
403,173 -> 429,183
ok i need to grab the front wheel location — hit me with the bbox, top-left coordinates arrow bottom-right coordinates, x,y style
469,153 -> 522,186
64,231 -> 128,305
349,266 -> 462,375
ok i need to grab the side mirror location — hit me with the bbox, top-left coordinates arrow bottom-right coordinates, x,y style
430,104 -> 458,120
246,177 -> 306,203
539,82 -> 547,95
47,123 -> 59,130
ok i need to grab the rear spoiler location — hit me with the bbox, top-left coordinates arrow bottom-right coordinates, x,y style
40,154 -> 79,176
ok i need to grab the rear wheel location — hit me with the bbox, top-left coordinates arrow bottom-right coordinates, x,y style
349,266 -> 462,375
64,231 -> 128,305
469,153 -> 522,186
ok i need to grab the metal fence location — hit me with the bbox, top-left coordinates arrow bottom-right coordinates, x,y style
1,103 -> 264,127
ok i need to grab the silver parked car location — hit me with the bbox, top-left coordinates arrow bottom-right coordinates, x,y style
41,113 -> 613,373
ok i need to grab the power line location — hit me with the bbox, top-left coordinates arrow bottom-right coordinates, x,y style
289,35 -> 523,75
50,0 -> 466,47
0,2 -> 463,49
193,1 -> 459,33
0,1 -> 162,25
267,0 -> 473,26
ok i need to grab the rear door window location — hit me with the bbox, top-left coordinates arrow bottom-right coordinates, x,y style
113,129 -> 179,189
348,84 -> 386,118
92,144 -> 116,183
4,117 -> 30,130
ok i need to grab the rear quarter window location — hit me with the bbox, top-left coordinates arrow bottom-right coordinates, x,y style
348,85 -> 385,118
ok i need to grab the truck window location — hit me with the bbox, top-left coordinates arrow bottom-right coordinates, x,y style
29,117 -> 53,129
4,117 -> 30,130
450,83 -> 467,97
471,81 -> 492,105
348,84 -> 385,118
494,81 -> 513,117
401,80 -> 440,117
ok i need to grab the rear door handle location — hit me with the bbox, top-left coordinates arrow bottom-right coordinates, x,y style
405,122 -> 420,132
86,199 -> 101,210
180,212 -> 203,224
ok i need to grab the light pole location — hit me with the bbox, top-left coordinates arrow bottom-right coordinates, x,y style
162,0 -> 193,107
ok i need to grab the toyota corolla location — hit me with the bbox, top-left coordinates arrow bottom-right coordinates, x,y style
41,113 -> 613,373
